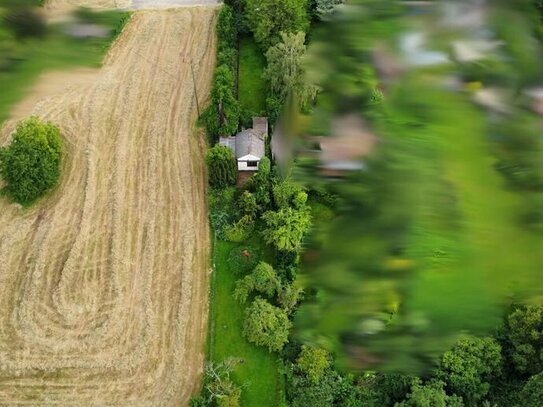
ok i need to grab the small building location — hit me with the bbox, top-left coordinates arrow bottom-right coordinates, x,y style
220,117 -> 268,171
319,114 -> 378,177
525,88 -> 543,116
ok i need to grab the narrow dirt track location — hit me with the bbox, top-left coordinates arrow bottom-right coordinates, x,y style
0,6 -> 216,406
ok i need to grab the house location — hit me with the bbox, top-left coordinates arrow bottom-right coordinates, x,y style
525,88 -> 543,116
319,114 -> 378,177
220,117 -> 268,171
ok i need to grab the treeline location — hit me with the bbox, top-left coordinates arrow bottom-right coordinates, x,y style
202,0 -> 338,144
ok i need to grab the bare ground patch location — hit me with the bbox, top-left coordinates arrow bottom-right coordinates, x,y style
0,6 -> 216,406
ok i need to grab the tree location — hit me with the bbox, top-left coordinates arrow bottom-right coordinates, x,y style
243,297 -> 291,352
395,380 -> 464,407
224,214 -> 255,243
296,345 -> 330,383
216,4 -> 238,69
278,283 -> 303,313
239,190 -> 258,216
202,358 -> 243,406
206,144 -> 237,188
203,65 -> 240,139
234,262 -> 281,303
245,0 -> 309,49
437,336 -> 502,406
309,0 -> 343,20
520,372 -> 543,407
264,31 -> 317,108
0,117 -> 62,205
272,180 -> 307,209
501,305 -> 543,376
262,207 -> 312,252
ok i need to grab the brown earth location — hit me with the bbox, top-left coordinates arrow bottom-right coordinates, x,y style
0,6 -> 217,406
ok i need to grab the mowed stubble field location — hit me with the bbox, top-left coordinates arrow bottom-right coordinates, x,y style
0,4 -> 217,406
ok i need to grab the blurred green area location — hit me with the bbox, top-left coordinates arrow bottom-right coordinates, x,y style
293,0 -> 543,374
0,4 -> 130,123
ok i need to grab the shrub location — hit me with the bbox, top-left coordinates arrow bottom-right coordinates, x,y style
206,144 -> 237,188
224,214 -> 255,243
227,245 -> 261,275
0,117 -> 62,205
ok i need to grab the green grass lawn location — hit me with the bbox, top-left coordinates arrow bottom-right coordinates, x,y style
0,10 -> 129,123
238,36 -> 266,117
209,238 -> 283,407
399,85 -> 543,338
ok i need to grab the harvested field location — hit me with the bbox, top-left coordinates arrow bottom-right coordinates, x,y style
0,6 -> 217,406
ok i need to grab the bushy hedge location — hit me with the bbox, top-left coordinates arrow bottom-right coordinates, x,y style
0,117 -> 62,205
206,144 -> 237,188
201,5 -> 240,141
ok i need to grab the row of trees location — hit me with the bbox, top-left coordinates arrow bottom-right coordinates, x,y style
201,5 -> 240,141
279,305 -> 543,407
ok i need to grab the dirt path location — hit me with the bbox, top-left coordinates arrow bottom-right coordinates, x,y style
0,6 -> 216,406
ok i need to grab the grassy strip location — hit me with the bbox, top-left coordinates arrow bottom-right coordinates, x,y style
208,238 -> 282,407
0,10 -> 130,123
238,36 -> 266,117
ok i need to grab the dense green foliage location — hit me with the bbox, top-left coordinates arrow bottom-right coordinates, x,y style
261,207 -> 312,252
202,5 -> 239,141
264,31 -> 316,114
206,145 -> 237,188
234,262 -> 281,303
244,0 -> 309,49
203,65 -> 240,139
501,305 -> 543,376
243,297 -> 291,352
437,337 -> 502,406
0,117 -> 62,205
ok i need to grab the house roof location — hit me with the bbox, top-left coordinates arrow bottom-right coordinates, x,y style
319,114 -> 378,171
235,128 -> 265,159
220,117 -> 268,160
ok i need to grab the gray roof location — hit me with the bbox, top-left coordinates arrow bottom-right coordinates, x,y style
219,117 -> 268,160
235,129 -> 265,159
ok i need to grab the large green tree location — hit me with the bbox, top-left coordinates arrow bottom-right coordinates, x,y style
0,116 -> 62,205
437,336 -> 502,406
395,380 -> 464,407
296,345 -> 331,383
234,262 -> 281,303
245,0 -> 309,49
243,297 -> 291,352
206,144 -> 237,188
264,31 -> 317,109
520,372 -> 543,407
262,206 -> 312,252
501,305 -> 543,376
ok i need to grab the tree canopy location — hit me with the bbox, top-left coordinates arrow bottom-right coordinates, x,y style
0,116 -> 62,205
262,206 -> 312,252
203,65 -> 240,139
243,297 -> 291,352
264,31 -> 317,108
437,336 -> 502,406
245,0 -> 309,49
206,144 -> 237,188
296,345 -> 331,383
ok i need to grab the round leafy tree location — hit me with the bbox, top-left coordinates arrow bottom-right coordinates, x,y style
206,144 -> 237,188
243,297 -> 291,352
0,117 -> 62,205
